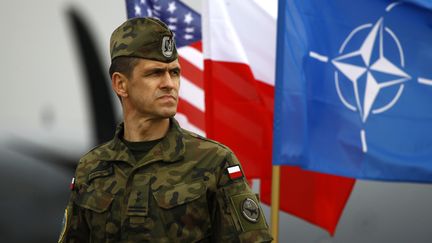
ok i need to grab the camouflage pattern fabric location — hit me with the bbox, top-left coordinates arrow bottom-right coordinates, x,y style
59,119 -> 273,243
110,17 -> 178,63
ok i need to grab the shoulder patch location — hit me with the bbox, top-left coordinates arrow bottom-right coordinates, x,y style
241,198 -> 260,223
69,177 -> 76,191
58,207 -> 69,243
229,193 -> 268,232
227,165 -> 244,180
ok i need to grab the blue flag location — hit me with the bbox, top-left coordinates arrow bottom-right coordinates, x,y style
273,0 -> 432,182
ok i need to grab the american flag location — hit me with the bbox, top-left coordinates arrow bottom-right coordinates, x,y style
126,0 -> 205,136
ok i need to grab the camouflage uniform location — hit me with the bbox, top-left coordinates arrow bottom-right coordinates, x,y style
59,119 -> 273,242
59,17 -> 273,242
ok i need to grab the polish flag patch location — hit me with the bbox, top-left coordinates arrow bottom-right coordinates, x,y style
227,165 -> 243,180
69,177 -> 76,191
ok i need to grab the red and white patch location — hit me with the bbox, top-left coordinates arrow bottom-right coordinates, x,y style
69,177 -> 75,191
227,165 -> 243,180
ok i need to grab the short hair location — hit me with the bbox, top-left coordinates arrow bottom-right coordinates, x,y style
109,56 -> 140,103
109,56 -> 140,78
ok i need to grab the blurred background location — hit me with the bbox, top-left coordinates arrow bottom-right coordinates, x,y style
1,0 -> 431,242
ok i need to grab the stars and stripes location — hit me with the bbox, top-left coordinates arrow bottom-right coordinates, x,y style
126,0 -> 204,135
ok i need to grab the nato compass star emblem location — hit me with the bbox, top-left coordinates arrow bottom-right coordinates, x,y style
309,2 -> 432,153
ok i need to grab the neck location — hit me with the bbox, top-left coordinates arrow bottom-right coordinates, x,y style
123,115 -> 170,142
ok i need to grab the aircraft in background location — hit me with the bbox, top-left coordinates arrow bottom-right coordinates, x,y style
0,8 -> 118,243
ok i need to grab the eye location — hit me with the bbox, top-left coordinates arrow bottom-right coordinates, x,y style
170,68 -> 181,77
145,69 -> 163,77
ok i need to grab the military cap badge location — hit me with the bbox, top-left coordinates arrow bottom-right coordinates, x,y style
162,36 -> 174,58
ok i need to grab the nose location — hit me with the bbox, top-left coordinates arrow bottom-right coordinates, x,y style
160,71 -> 176,90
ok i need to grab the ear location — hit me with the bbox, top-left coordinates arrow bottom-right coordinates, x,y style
112,72 -> 128,99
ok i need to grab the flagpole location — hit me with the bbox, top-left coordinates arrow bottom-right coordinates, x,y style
271,165 -> 280,242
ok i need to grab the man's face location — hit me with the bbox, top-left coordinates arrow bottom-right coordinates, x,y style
126,58 -> 181,119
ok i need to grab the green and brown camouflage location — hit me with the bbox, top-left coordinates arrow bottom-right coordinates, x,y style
110,17 -> 178,63
59,119 -> 273,242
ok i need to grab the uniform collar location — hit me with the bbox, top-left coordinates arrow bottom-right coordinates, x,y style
104,118 -> 185,164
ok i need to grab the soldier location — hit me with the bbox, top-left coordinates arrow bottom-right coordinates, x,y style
58,17 -> 273,243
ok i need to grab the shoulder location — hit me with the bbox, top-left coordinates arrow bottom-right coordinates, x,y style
179,128 -> 244,176
180,128 -> 229,149
80,140 -> 112,163
75,140 -> 112,182
180,128 -> 234,155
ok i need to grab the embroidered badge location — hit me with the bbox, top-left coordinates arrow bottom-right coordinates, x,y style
241,198 -> 260,223
227,165 -> 243,180
58,208 -> 69,242
161,36 -> 174,57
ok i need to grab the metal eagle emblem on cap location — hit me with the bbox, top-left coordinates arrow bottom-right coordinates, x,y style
241,198 -> 260,223
161,36 -> 174,58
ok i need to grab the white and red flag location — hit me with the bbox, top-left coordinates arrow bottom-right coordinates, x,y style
227,165 -> 243,180
203,0 -> 355,234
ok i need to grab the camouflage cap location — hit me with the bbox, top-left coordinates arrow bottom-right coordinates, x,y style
110,17 -> 178,63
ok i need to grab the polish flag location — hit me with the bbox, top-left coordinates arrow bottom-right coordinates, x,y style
227,165 -> 243,180
69,177 -> 75,191
202,0 -> 355,234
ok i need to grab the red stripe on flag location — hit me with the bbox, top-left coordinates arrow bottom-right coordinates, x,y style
177,98 -> 205,131
229,171 -> 243,179
269,167 -> 354,235
189,40 -> 202,52
255,80 -> 275,113
204,60 -> 272,178
204,59 -> 355,235
179,56 -> 203,89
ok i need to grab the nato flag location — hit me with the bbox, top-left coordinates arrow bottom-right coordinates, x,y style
272,0 -> 432,182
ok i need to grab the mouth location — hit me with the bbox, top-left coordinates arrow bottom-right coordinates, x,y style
158,94 -> 177,101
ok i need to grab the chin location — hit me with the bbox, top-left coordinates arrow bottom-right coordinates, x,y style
159,109 -> 177,118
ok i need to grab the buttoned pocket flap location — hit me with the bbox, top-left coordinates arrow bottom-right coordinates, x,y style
76,187 -> 114,213
153,181 -> 206,209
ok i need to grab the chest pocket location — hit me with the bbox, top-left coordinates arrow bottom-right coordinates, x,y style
153,180 -> 211,242
75,185 -> 114,241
